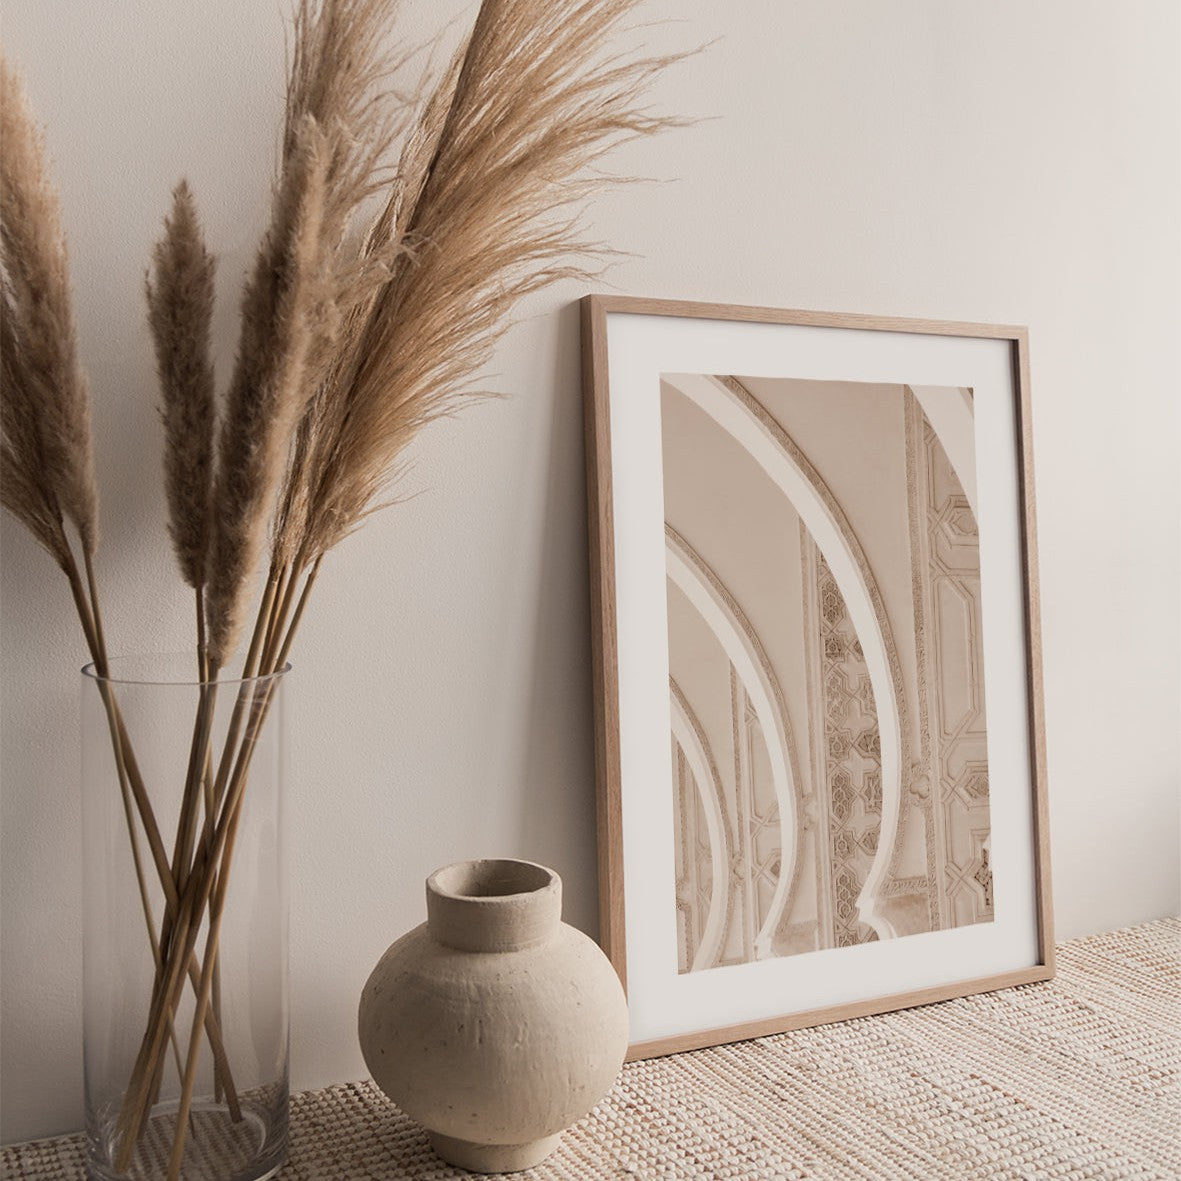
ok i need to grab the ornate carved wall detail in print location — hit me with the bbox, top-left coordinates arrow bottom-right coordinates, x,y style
882,875 -> 930,898
806,545 -> 884,948
972,843 -> 993,910
904,388 -> 993,930
800,529 -> 835,948
902,395 -> 942,932
718,376 -> 914,935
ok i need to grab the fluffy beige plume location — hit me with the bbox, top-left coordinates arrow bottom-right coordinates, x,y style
268,0 -> 419,571
145,181 -> 217,589
203,121 -> 329,672
0,54 -> 98,557
1,285 -> 72,567
269,33 -> 464,572
286,0 -> 405,212
287,0 -> 686,563
287,0 -> 418,348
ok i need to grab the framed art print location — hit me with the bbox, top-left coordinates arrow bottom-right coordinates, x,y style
581,295 -> 1053,1058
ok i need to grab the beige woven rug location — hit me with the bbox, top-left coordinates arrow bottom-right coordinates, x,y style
6,918 -> 1178,1180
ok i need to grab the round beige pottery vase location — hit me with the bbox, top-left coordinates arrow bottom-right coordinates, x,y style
358,858 -> 629,1173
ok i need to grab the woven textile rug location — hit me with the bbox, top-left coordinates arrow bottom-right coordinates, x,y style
5,918 -> 1178,1180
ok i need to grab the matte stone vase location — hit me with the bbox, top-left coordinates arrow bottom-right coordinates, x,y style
358,859 -> 629,1173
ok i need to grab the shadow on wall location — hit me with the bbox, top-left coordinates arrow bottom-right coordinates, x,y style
514,299 -> 599,940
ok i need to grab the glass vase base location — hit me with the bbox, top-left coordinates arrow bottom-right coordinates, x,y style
87,1094 -> 287,1181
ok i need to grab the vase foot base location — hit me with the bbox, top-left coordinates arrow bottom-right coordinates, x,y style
428,1130 -> 562,1174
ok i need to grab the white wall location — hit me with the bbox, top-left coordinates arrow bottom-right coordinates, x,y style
2,0 -> 1177,1144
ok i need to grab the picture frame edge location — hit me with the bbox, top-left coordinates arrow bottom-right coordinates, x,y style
578,293 -> 1054,1049
624,963 -> 1056,1062
583,293 -> 1028,342
1013,328 -> 1057,977
580,294 -> 629,991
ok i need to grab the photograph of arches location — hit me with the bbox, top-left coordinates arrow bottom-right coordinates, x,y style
663,374 -> 992,974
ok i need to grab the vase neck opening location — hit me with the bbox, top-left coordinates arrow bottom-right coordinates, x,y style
426,859 -> 561,952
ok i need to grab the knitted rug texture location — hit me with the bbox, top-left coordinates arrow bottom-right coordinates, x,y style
5,918 -> 1178,1180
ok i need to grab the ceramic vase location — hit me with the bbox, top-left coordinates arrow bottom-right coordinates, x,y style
358,858 -> 628,1173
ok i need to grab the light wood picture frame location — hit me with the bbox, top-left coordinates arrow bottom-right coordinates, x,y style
581,294 -> 1053,1060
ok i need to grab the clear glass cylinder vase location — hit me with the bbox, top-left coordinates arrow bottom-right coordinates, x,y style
81,655 -> 289,1181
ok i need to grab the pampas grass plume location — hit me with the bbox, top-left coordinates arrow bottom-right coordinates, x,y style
203,120 -> 329,672
0,54 -> 99,559
146,181 -> 217,591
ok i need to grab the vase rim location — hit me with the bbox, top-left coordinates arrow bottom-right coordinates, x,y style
428,858 -> 557,903
425,860 -> 562,953
82,652 -> 292,688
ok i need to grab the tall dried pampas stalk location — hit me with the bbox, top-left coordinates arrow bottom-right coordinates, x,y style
208,0 -> 419,669
270,0 -> 421,573
286,0 -> 405,224
284,0 -> 412,367
1,287 -> 72,570
204,121 -> 330,673
145,181 -> 217,593
0,62 -> 227,1135
284,0 -> 687,567
0,54 -> 99,562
